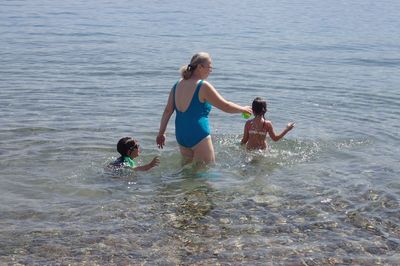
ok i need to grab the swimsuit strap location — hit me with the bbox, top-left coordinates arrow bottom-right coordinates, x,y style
249,120 -> 267,134
172,81 -> 179,110
193,80 -> 204,101
249,130 -> 267,136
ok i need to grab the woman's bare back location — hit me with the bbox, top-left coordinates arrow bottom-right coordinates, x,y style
174,79 -> 201,112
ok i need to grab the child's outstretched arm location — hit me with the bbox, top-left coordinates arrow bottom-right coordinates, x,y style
133,156 -> 160,171
240,121 -> 251,145
267,122 -> 295,141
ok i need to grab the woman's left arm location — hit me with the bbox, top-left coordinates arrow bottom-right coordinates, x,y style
202,81 -> 252,114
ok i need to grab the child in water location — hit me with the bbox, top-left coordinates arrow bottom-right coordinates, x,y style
111,137 -> 160,171
241,97 -> 295,150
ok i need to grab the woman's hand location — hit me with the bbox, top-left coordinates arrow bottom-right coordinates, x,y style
242,106 -> 252,116
156,134 -> 166,149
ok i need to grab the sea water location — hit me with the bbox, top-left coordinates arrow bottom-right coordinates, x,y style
1,0 -> 399,264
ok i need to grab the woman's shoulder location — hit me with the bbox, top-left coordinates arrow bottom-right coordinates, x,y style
199,80 -> 217,95
197,80 -> 215,99
172,78 -> 183,88
197,79 -> 211,88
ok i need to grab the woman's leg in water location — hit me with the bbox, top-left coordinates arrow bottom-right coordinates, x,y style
193,136 -> 215,165
179,145 -> 194,166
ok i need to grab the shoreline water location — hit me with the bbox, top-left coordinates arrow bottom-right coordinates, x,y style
1,0 -> 399,264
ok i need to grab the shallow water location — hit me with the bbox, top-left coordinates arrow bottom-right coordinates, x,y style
1,0 -> 400,264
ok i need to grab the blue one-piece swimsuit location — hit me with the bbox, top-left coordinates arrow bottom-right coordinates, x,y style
174,80 -> 212,148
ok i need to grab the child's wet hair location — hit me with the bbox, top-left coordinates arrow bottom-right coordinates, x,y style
117,137 -> 137,156
252,97 -> 267,117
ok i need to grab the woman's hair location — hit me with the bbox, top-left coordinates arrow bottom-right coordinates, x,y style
180,52 -> 211,80
252,97 -> 267,118
117,137 -> 137,157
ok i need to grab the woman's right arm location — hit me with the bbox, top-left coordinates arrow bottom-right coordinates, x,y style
156,89 -> 175,149
202,81 -> 252,114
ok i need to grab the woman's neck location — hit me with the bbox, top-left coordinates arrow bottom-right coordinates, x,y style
191,72 -> 205,80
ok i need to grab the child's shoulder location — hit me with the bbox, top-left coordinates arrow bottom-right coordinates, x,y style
109,156 -> 136,169
107,157 -> 124,171
110,157 -> 124,167
263,120 -> 273,129
244,119 -> 253,127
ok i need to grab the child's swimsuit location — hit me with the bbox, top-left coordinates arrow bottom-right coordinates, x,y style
173,80 -> 212,148
112,156 -> 137,168
249,121 -> 267,136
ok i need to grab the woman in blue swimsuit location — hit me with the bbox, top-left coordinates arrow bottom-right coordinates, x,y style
156,52 -> 252,165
